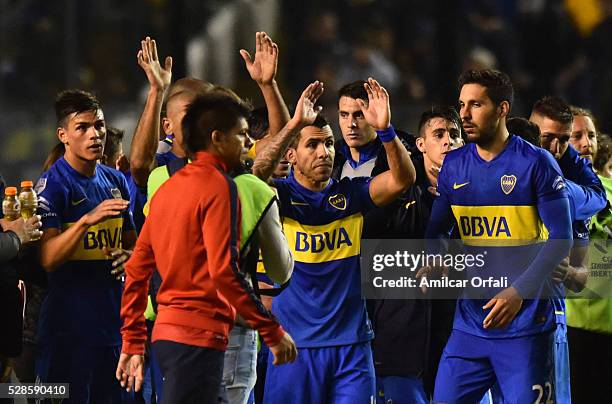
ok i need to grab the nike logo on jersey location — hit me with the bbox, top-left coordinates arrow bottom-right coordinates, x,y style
453,182 -> 470,190
71,197 -> 87,206
290,200 -> 309,206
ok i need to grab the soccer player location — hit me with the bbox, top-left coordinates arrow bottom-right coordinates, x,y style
255,77 -> 416,404
36,90 -> 137,402
117,88 -> 314,403
427,69 -> 573,403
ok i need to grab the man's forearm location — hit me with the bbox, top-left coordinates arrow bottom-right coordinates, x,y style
382,136 -> 416,191
259,81 -> 290,136
252,120 -> 301,181
130,88 -> 165,186
40,218 -> 89,271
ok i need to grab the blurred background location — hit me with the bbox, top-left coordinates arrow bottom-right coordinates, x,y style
1,0 -> 611,186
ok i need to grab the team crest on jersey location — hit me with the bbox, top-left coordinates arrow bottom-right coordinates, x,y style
110,188 -> 122,199
500,175 -> 517,195
328,194 -> 347,211
34,178 -> 47,194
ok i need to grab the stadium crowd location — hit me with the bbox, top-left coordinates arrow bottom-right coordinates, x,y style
0,25 -> 611,404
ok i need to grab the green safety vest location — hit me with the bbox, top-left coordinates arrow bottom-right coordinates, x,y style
566,174 -> 612,334
143,158 -> 275,320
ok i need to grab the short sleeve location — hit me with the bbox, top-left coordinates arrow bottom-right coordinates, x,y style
35,176 -> 64,230
350,177 -> 375,214
534,151 -> 569,204
118,173 -> 136,232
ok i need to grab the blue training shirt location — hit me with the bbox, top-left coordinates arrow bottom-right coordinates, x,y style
432,135 -> 569,338
272,174 -> 376,347
36,157 -> 135,346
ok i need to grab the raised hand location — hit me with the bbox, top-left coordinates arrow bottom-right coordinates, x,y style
290,81 -> 324,128
84,199 -> 129,226
137,36 -> 172,92
357,77 -> 391,131
0,215 -> 42,245
240,32 -> 279,86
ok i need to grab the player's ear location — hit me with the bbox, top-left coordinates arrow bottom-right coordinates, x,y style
498,101 -> 510,119
416,136 -> 426,153
57,127 -> 68,145
162,117 -> 172,136
286,147 -> 297,165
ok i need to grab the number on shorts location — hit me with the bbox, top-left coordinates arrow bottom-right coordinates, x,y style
531,382 -> 553,404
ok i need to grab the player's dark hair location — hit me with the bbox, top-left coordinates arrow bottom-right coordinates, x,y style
458,69 -> 514,108
55,89 -> 101,127
338,80 -> 368,103
417,105 -> 461,138
531,96 -> 573,126
248,107 -> 270,140
104,127 -> 125,163
290,114 -> 331,149
507,117 -> 540,146
182,94 -> 251,154
594,134 -> 611,173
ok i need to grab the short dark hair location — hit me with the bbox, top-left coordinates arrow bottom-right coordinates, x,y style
55,89 -> 101,127
247,107 -> 270,140
594,134 -> 611,173
531,96 -> 573,126
417,105 -> 461,138
507,117 -> 540,146
338,80 -> 368,102
182,94 -> 251,154
290,114 -> 331,148
104,127 -> 125,162
458,69 -> 514,108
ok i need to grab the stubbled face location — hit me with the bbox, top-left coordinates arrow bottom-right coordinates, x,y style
338,96 -> 376,148
530,113 -> 571,160
417,117 -> 462,167
163,92 -> 196,154
287,125 -> 335,184
218,117 -> 249,169
570,115 -> 598,161
458,83 -> 502,145
58,109 -> 106,162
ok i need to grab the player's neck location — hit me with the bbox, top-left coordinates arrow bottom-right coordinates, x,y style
476,127 -> 510,162
64,152 -> 97,177
172,143 -> 187,158
294,172 -> 330,192
349,146 -> 360,163
422,155 -> 437,187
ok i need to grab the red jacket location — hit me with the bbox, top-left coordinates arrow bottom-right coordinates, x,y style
120,151 -> 284,355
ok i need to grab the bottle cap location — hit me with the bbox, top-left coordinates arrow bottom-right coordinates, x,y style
5,187 -> 17,196
20,180 -> 33,188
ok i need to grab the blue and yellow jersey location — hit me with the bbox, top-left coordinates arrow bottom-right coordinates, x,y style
272,174 -> 375,347
437,135 -> 569,338
36,157 -> 135,346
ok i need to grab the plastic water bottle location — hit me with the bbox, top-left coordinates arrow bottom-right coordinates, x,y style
19,180 -> 40,240
2,187 -> 21,221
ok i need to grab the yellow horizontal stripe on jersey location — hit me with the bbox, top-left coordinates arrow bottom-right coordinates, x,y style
451,205 -> 548,246
62,218 -> 124,261
283,213 -> 363,264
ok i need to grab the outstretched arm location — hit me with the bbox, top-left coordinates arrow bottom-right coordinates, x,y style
360,78 -> 416,206
240,31 -> 290,144
252,81 -> 324,181
130,37 -> 173,187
